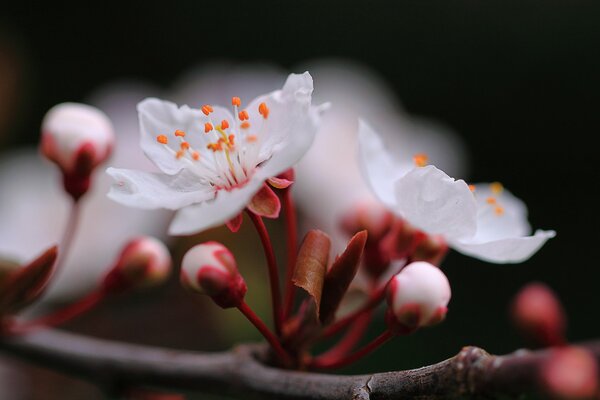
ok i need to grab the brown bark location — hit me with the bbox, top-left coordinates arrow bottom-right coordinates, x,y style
0,329 -> 599,399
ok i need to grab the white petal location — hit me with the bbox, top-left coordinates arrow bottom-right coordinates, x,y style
451,229 -> 556,264
358,119 -> 413,207
394,165 -> 477,240
168,177 -> 264,235
470,183 -> 531,242
138,98 -> 206,175
107,167 -> 213,210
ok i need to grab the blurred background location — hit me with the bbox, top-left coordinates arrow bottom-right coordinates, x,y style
1,1 -> 599,398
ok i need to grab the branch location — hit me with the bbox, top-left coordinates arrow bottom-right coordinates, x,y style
0,330 -> 598,399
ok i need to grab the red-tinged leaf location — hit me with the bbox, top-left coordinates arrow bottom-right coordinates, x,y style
226,213 -> 244,232
267,176 -> 293,189
247,184 -> 281,218
292,230 -> 331,320
0,245 -> 58,315
319,230 -> 368,324
0,257 -> 20,287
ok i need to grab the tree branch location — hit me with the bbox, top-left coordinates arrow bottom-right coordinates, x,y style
0,330 -> 598,399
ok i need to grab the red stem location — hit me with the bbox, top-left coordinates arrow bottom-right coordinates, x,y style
282,188 -> 298,320
316,311 -> 373,362
322,286 -> 386,338
246,210 -> 283,337
10,289 -> 105,335
237,301 -> 292,367
310,330 -> 392,370
55,200 -> 81,274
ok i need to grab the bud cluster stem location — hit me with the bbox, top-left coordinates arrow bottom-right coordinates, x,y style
282,188 -> 298,320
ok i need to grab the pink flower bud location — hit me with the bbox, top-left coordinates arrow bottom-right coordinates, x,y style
541,346 -> 598,399
511,282 -> 566,347
180,242 -> 247,308
40,103 -> 115,199
386,261 -> 451,334
102,237 -> 171,293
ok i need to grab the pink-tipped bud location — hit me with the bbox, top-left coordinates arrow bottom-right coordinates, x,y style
180,242 -> 247,308
40,103 -> 115,199
386,261 -> 451,334
102,237 -> 171,293
340,200 -> 393,242
541,346 -> 598,399
511,283 -> 566,347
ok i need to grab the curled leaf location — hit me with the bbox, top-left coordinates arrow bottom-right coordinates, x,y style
247,184 -> 281,218
320,230 -> 368,325
0,245 -> 58,315
292,230 -> 331,320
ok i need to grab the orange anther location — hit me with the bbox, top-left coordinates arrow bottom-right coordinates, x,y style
494,206 -> 505,216
176,150 -> 185,159
468,184 -> 476,192
201,104 -> 213,115
491,181 -> 504,195
180,142 -> 190,150
232,97 -> 241,107
486,197 -> 497,204
192,151 -> 200,161
221,120 -> 230,129
204,123 -> 213,133
228,134 -> 235,146
239,110 -> 249,121
258,102 -> 269,118
156,135 -> 168,144
174,129 -> 186,137
413,153 -> 428,167
247,134 -> 258,143
241,121 -> 251,129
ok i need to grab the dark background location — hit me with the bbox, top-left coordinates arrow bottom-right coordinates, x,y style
1,1 -> 599,397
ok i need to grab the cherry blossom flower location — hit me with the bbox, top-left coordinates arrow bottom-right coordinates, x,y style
359,120 -> 555,263
107,72 -> 324,235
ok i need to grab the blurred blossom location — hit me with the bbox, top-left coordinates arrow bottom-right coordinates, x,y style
0,83 -> 170,301
293,60 -> 468,255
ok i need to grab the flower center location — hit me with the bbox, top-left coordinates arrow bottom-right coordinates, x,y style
471,181 -> 505,216
155,97 -> 270,191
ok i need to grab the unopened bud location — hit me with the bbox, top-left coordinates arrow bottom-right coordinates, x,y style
40,103 -> 114,199
180,242 -> 246,308
541,346 -> 598,399
511,282 -> 566,347
102,237 -> 171,293
386,261 -> 451,334
340,200 -> 393,242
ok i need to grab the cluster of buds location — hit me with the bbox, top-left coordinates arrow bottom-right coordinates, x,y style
385,261 -> 451,335
102,237 -> 172,294
180,242 -> 247,308
40,103 -> 115,200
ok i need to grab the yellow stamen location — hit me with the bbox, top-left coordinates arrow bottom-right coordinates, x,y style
468,184 -> 476,192
239,110 -> 249,121
201,104 -> 213,115
192,151 -> 200,161
247,135 -> 257,143
413,153 -> 428,167
180,142 -> 190,150
174,130 -> 186,137
241,121 -> 250,129
221,119 -> 230,130
176,150 -> 185,159
156,135 -> 168,144
491,182 -> 504,195
232,97 -> 241,107
258,102 -> 269,119
486,197 -> 497,204
204,123 -> 213,133
494,206 -> 505,216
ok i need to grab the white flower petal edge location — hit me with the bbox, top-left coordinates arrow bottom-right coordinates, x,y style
108,72 -> 322,235
450,230 -> 556,264
394,165 -> 478,241
168,177 -> 264,235
358,120 -> 414,207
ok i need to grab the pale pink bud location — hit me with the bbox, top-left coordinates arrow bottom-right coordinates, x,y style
180,242 -> 247,308
541,346 -> 598,399
40,103 -> 114,199
511,283 -> 566,347
102,237 -> 171,293
386,261 -> 451,334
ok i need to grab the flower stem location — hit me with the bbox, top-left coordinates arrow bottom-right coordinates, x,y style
282,188 -> 298,320
237,301 -> 292,367
310,330 -> 392,370
315,311 -> 372,362
10,289 -> 105,335
55,199 -> 82,273
322,285 -> 386,339
246,210 -> 282,337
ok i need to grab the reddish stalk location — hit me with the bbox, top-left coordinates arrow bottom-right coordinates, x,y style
310,330 -> 393,370
236,301 -> 292,367
10,289 -> 105,335
246,210 -> 283,337
322,286 -> 386,339
282,188 -> 298,320
55,200 -> 82,273
315,311 -> 372,362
